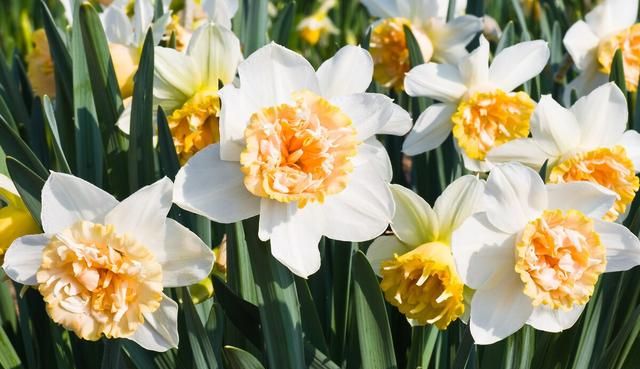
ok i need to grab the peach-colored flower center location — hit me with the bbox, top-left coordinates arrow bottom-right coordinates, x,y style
240,90 -> 359,208
516,209 -> 606,310
549,146 -> 639,221
452,89 -> 534,160
597,24 -> 640,92
370,18 -> 433,91
380,242 -> 465,329
37,221 -> 163,341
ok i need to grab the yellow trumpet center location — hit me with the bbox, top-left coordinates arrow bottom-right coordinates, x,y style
380,242 -> 465,329
37,221 -> 163,341
240,90 -> 359,208
0,189 -> 40,259
168,90 -> 221,165
370,18 -> 433,91
549,146 -> 639,221
516,210 -> 606,310
597,24 -> 640,92
452,89 -> 534,161
27,29 -> 56,97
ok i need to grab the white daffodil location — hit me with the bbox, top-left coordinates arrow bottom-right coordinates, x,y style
173,44 -> 412,278
100,0 -> 171,97
360,0 -> 482,90
451,162 -> 640,345
297,0 -> 339,45
200,0 -> 238,29
563,0 -> 639,104
403,36 -> 550,171
2,173 -> 214,351
488,83 -> 640,222
117,22 -> 242,164
366,175 -> 484,329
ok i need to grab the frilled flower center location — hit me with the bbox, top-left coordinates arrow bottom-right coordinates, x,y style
36,221 -> 163,341
370,18 -> 433,91
597,24 -> 640,92
240,90 -> 359,208
549,146 -> 639,221
516,210 -> 606,310
380,242 -> 465,329
452,89 -> 534,161
169,90 -> 221,165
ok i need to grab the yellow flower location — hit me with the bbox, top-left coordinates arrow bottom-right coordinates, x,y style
0,174 -> 40,260
108,43 -> 139,99
26,29 -> 55,97
297,0 -> 338,45
367,176 -> 484,329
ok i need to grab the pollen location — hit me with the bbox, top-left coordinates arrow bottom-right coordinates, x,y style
370,18 -> 433,91
380,242 -> 465,329
549,146 -> 639,221
597,24 -> 640,92
516,209 -> 606,310
452,89 -> 534,161
240,90 -> 359,208
36,221 -> 163,341
168,90 -> 221,165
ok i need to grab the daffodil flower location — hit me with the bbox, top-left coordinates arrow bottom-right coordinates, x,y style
488,83 -> 640,222
200,0 -> 238,29
403,36 -> 549,171
0,174 -> 40,259
451,162 -> 640,344
366,175 -> 484,329
297,0 -> 339,45
173,44 -> 412,278
360,0 -> 482,90
26,29 -> 56,97
563,0 -> 639,103
117,22 -> 242,164
2,173 -> 214,351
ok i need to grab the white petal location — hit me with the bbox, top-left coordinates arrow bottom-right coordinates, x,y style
488,40 -> 550,92
460,149 -> 492,172
116,99 -> 132,135
404,63 -> 467,102
434,175 -> 485,237
571,82 -> 628,149
186,22 -> 242,87
562,63 -> 609,107
527,304 -> 585,333
129,296 -> 178,352
486,139 -> 550,170
469,269 -> 533,345
331,93 -> 396,141
451,212 -> 514,289
260,201 -> 323,278
237,43 -> 319,108
321,160 -> 394,242
0,173 -> 17,195
153,47 -> 200,112
366,236 -> 412,277
41,172 -> 118,234
563,21 -> 600,71
484,163 -> 546,234
173,144 -> 260,223
133,0 -> 154,45
530,95 -> 581,156
594,219 -> 640,272
360,0 -> 398,18
2,234 -> 49,285
585,0 -> 638,39
100,7 -> 133,45
105,178 -> 172,247
159,219 -> 214,287
458,35 -> 489,88
201,0 -> 238,28
378,102 -> 412,136
389,184 -> 439,246
431,16 -> 484,65
545,182 -> 616,219
402,103 -> 455,155
317,45 -> 373,98
151,13 -> 171,46
619,130 -> 640,171
218,86 -> 255,161
354,139 -> 393,182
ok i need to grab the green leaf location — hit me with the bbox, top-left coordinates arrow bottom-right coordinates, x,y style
156,107 -> 180,181
452,326 -> 474,369
100,341 -> 123,369
6,157 -> 45,227
351,251 -> 397,369
223,346 -> 266,369
0,50 -> 29,128
42,96 -> 71,173
295,277 -> 329,355
510,0 -> 529,36
271,1 -> 296,46
609,49 -> 627,96
225,222 -> 259,304
0,324 -> 23,369
593,303 -> 640,369
327,240 -> 355,363
406,325 -> 439,369
496,22 -> 516,54
242,0 -> 269,55
128,30 -> 156,191
212,276 -> 262,348
446,0 -> 457,21
0,115 -> 48,179
179,287 -> 219,369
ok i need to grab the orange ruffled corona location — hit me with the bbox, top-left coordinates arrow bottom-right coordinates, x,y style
549,146 -> 639,221
597,24 -> 640,92
516,209 -> 606,310
452,89 -> 534,160
380,242 -> 465,329
240,90 -> 359,208
37,221 -> 163,341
